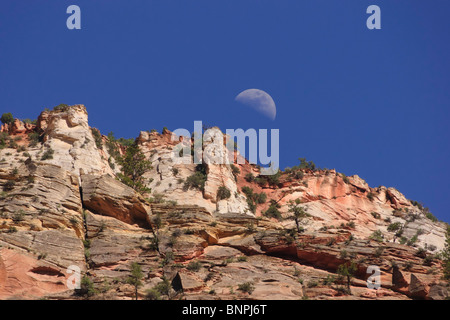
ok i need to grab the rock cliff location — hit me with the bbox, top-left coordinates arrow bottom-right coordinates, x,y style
0,105 -> 448,300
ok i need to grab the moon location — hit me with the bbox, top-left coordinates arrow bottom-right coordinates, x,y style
235,89 -> 276,120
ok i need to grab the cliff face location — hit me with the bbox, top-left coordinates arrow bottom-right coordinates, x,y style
0,105 -> 448,300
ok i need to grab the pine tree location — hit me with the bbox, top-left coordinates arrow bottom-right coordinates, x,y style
117,142 -> 152,194
443,224 -> 450,281
0,113 -> 14,125
337,261 -> 357,294
127,262 -> 144,300
287,199 -> 309,233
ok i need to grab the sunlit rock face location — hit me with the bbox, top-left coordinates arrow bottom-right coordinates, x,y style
0,105 -> 447,300
37,105 -> 113,177
137,127 -> 251,215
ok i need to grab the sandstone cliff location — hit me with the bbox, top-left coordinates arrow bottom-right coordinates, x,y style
0,105 -> 448,300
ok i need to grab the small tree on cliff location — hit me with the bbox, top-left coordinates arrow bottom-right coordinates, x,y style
337,261 -> 357,294
287,199 -> 309,233
443,224 -> 450,281
117,142 -> 152,194
127,262 -> 144,300
1,113 -> 14,125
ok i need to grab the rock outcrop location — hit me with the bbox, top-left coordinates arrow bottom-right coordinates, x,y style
0,105 -> 448,300
137,128 -> 250,215
81,174 -> 151,227
37,105 -> 114,177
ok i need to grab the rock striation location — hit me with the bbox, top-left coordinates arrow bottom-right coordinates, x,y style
0,105 -> 448,300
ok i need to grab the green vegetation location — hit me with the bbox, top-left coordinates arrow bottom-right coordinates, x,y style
105,132 -> 121,160
28,132 -> 40,147
1,113 -> 14,124
367,192 -> 375,201
241,186 -> 266,213
145,288 -> 161,300
345,221 -> 355,229
341,173 -> 350,184
245,222 -> 257,233
167,230 -> 181,247
0,132 -> 10,149
287,199 -> 309,233
230,164 -> 240,180
53,104 -> 70,112
22,118 -> 37,125
12,211 -> 25,222
407,233 -> 419,247
322,275 -> 336,286
244,173 -> 255,182
387,222 -> 402,232
369,230 -> 384,243
146,277 -> 171,300
410,200 -> 424,210
37,253 -> 47,260
443,225 -> 450,280
423,255 -> 435,266
127,262 -> 144,300
3,181 -> 15,192
41,148 -> 54,160
217,186 -> 231,200
374,246 -> 385,257
291,157 -> 316,171
336,261 -> 357,294
147,193 -> 166,204
116,137 -> 135,147
184,164 -> 207,192
423,208 -> 438,222
280,228 -> 298,244
255,170 -> 281,187
237,282 -> 255,295
171,229 -> 182,238
82,239 -> 91,249
237,256 -> 248,262
149,214 -> 162,253
187,260 -> 202,272
160,252 -> 174,267
69,217 -> 79,226
284,164 -> 305,180
370,212 -> 381,219
7,226 -> 17,233
106,131 -> 137,162
90,128 -> 103,150
84,248 -> 91,260
78,275 -> 96,297
263,200 -> 282,220
97,221 -> 106,234
117,142 -> 152,194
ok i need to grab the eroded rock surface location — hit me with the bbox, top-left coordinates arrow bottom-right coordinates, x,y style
0,105 -> 448,300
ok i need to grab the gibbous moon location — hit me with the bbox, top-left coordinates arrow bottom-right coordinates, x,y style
235,89 -> 276,120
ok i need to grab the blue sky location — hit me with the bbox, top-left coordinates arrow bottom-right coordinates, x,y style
1,1 -> 449,222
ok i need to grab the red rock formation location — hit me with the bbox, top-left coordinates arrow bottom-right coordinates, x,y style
0,105 -> 448,300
